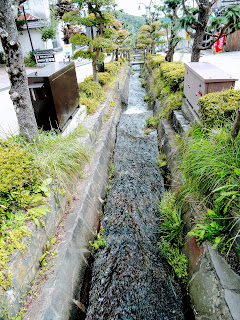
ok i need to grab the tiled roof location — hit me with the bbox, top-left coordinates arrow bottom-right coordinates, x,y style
17,13 -> 43,21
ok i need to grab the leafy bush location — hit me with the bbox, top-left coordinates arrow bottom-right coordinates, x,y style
147,54 -> 166,69
119,57 -> 126,64
85,72 -> 110,86
81,97 -> 98,114
160,62 -> 185,92
157,192 -> 188,281
161,91 -> 184,118
78,80 -> 104,100
24,51 -> 36,67
198,88 -> 240,127
89,227 -> 106,254
113,61 -> 121,68
105,62 -> 118,75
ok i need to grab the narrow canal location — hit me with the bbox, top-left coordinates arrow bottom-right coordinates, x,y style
84,65 -> 185,319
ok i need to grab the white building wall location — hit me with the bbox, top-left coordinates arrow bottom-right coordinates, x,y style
27,0 -> 51,20
19,30 -> 45,56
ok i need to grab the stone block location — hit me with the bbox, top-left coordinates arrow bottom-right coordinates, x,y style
181,98 -> 202,125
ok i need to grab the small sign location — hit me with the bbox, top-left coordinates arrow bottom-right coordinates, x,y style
34,49 -> 55,64
63,44 -> 72,57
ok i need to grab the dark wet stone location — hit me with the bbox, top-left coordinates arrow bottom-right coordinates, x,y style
85,66 -> 184,320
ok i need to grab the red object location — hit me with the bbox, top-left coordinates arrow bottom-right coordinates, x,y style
213,33 -> 226,53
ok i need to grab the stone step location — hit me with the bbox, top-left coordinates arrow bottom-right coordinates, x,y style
181,98 -> 202,126
171,109 -> 192,135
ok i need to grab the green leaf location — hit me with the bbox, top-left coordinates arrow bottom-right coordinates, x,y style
32,216 -> 39,226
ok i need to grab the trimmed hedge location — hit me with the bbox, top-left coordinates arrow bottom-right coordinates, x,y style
160,62 -> 185,92
105,63 -> 118,75
147,55 -> 166,69
85,72 -> 111,86
198,88 -> 240,127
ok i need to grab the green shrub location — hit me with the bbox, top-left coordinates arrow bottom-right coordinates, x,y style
24,51 -> 36,67
198,88 -> 240,127
105,62 -> 118,75
113,61 -> 121,68
0,140 -> 40,218
85,72 -> 110,86
78,80 -> 104,100
160,62 -> 185,92
119,57 -> 126,64
81,97 -> 98,114
147,54 -> 166,69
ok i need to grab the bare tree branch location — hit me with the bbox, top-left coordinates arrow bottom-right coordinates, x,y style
181,0 -> 193,16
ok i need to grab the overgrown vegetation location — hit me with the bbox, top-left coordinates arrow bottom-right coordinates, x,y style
0,127 -> 89,291
178,126 -> 240,254
157,192 -> 188,282
145,53 -> 240,276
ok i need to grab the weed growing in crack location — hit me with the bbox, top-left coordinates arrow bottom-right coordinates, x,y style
89,227 -> 106,254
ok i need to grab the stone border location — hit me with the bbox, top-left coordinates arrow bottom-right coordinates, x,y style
0,66 -> 130,319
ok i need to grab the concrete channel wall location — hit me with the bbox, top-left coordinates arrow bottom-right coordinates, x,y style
0,65 -> 130,319
144,65 -> 240,320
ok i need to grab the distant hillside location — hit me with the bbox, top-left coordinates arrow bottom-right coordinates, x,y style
115,10 -> 145,34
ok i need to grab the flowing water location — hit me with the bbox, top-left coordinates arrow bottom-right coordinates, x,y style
84,65 -> 185,320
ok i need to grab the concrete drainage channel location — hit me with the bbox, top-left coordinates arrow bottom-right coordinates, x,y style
5,63 -> 196,319
75,65 -> 194,319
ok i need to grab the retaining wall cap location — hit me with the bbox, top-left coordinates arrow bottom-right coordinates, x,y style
224,289 -> 240,320
207,243 -> 240,291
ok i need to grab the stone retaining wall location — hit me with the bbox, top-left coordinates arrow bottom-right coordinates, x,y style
0,65 -> 130,319
144,64 -> 240,320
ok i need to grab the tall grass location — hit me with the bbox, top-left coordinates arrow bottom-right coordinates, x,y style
13,126 -> 90,194
179,126 -> 240,209
178,126 -> 240,252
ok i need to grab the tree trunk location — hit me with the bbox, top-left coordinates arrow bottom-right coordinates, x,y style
151,42 -> 156,55
115,48 -> 119,61
0,0 -> 38,142
191,32 -> 203,62
230,109 -> 240,139
92,50 -> 100,83
190,5 -> 211,62
111,50 -> 114,62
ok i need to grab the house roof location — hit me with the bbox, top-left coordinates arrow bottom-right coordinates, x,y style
17,12 -> 45,29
